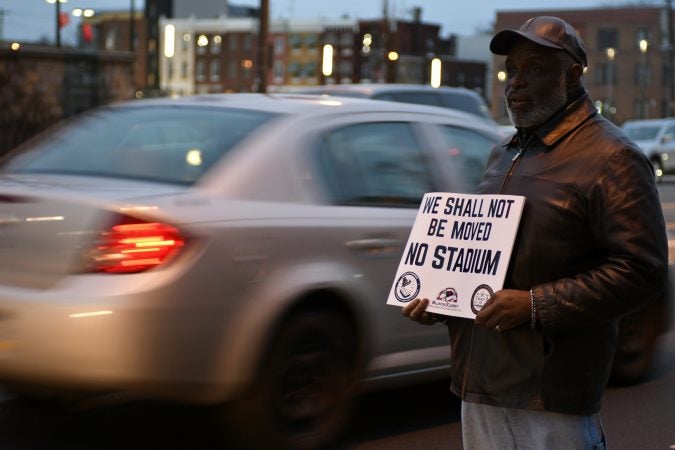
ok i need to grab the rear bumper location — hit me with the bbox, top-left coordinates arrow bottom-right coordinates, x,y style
0,273 -> 230,404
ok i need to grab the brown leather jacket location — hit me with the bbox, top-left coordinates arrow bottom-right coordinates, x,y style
446,92 -> 668,415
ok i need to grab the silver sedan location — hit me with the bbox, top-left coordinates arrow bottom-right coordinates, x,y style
0,94 -> 501,449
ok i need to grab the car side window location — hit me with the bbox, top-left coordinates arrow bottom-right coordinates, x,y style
438,126 -> 497,191
662,125 -> 675,143
317,122 -> 435,207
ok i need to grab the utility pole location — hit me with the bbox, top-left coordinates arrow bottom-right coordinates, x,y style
381,0 -> 388,83
129,0 -> 136,52
257,0 -> 269,93
661,0 -> 674,116
55,0 -> 61,47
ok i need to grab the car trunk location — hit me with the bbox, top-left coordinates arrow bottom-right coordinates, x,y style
0,174 -> 184,289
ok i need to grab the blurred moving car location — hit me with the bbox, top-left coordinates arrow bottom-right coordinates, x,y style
0,94 -> 666,448
0,94 -> 500,450
621,117 -> 675,181
288,83 -> 499,128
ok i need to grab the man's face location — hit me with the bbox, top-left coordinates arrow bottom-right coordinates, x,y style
504,40 -> 569,129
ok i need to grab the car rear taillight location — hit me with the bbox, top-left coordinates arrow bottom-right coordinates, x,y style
92,218 -> 185,274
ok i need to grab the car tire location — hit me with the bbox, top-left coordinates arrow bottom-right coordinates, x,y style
219,308 -> 360,450
610,301 -> 663,385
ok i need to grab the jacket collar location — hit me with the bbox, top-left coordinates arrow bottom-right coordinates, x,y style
502,91 -> 597,149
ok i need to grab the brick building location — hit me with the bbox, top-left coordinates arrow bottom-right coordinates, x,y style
84,11 -> 147,94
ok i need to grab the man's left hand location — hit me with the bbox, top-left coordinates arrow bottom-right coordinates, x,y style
474,289 -> 531,332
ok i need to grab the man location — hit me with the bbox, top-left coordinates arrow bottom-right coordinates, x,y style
402,16 -> 668,449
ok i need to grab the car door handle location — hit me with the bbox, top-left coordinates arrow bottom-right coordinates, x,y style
345,238 -> 403,256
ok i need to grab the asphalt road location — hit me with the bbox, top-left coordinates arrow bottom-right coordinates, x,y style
0,331 -> 672,450
0,182 -> 674,450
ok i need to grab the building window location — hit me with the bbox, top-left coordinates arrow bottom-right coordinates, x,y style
634,62 -> 651,87
303,61 -> 317,78
594,63 -> 616,85
229,35 -> 238,51
228,60 -> 237,80
243,34 -> 252,51
196,34 -> 208,54
105,28 -> 117,50
633,98 -> 650,119
273,60 -> 285,80
289,34 -> 302,49
241,61 -> 253,79
339,60 -> 352,77
324,32 -> 337,45
210,60 -> 221,81
211,35 -> 222,54
305,34 -> 318,48
636,27 -> 651,48
196,60 -> 206,82
274,36 -> 285,54
182,34 -> 191,51
597,28 -> 619,50
340,32 -> 353,47
289,61 -> 301,78
167,60 -> 174,80
181,61 -> 189,79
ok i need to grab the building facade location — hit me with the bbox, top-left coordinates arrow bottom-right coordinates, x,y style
84,11 -> 146,95
491,6 -> 674,125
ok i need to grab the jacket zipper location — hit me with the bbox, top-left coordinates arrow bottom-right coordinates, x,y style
498,137 -> 532,193
460,135 -> 533,400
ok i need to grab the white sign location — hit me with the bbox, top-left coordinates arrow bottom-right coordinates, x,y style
387,192 -> 525,319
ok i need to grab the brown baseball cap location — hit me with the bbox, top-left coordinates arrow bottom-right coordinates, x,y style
490,16 -> 587,67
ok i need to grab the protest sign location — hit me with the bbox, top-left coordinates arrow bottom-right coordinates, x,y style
387,192 -> 525,319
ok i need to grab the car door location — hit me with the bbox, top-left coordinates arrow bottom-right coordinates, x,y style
309,116 -> 463,381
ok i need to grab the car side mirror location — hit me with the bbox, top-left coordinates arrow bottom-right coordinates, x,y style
661,134 -> 674,144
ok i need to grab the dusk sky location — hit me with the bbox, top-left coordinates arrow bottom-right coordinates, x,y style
1,0 -> 661,45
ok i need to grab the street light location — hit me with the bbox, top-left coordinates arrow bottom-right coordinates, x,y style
430,57 -> 441,88
46,0 -> 68,47
639,39 -> 649,118
72,8 -> 94,18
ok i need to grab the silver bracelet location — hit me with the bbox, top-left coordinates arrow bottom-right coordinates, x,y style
529,289 -> 537,330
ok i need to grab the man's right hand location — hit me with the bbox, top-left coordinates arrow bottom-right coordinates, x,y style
401,298 -> 444,325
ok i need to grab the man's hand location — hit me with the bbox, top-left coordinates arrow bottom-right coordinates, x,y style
475,289 -> 531,332
401,298 -> 444,325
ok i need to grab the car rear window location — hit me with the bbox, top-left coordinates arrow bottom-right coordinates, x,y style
442,93 -> 491,119
623,125 -> 662,141
2,105 -> 277,185
375,92 -> 444,107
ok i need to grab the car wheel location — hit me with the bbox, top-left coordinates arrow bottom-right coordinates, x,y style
610,302 -> 662,385
220,309 -> 360,450
652,158 -> 664,183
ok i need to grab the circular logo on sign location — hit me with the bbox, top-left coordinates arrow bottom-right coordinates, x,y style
394,272 -> 421,303
471,284 -> 494,314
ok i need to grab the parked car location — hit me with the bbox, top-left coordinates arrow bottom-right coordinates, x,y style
0,94 -> 666,449
621,117 -> 675,181
287,83 -> 499,128
0,94 -> 501,449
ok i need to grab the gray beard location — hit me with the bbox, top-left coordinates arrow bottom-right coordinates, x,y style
506,75 -> 568,129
